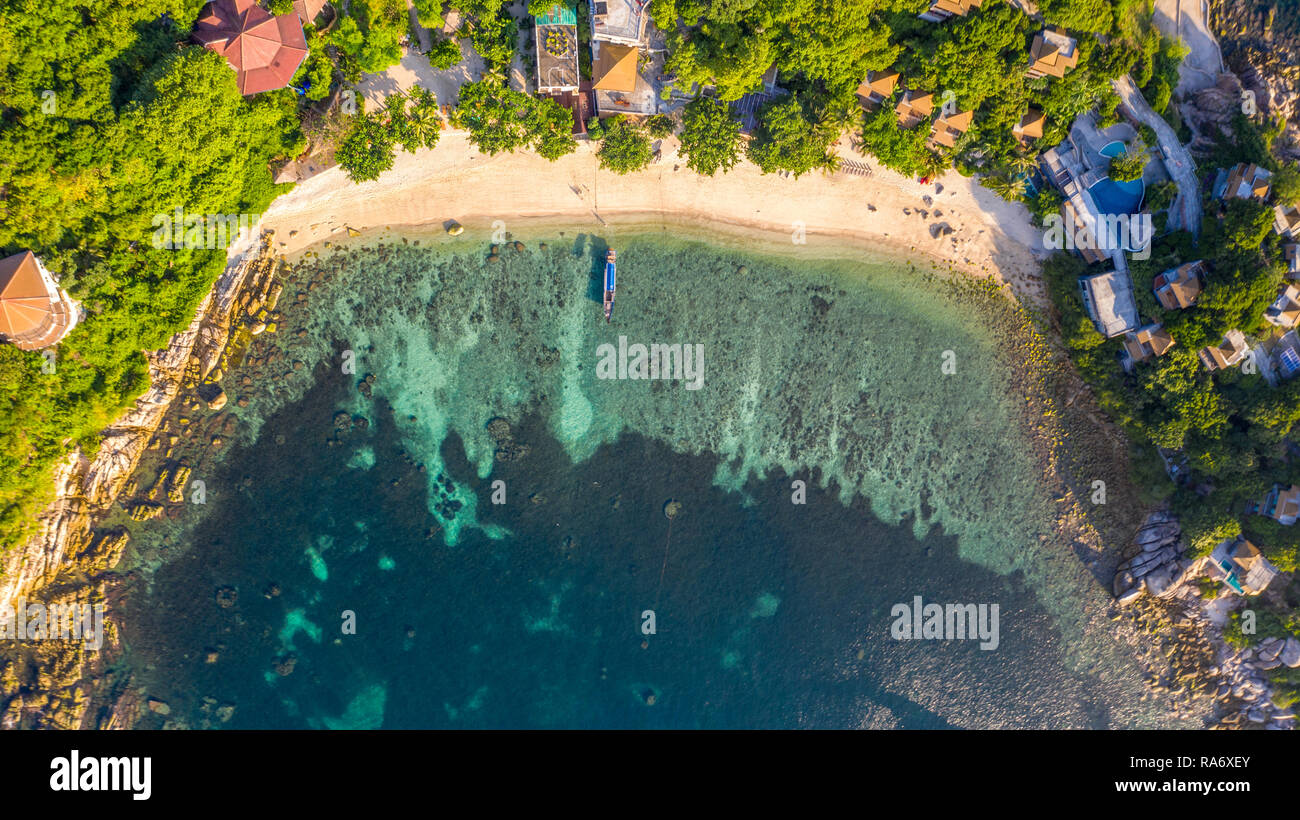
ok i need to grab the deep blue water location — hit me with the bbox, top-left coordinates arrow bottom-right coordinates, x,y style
112,233 -> 1180,728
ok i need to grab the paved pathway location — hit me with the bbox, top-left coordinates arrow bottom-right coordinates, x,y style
1113,75 -> 1202,236
404,0 -> 432,52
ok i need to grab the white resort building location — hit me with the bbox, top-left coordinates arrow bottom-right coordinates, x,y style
1079,270 -> 1139,338
589,0 -> 648,46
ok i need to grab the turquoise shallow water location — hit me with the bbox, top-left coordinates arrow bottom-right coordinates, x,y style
116,227 -> 1184,728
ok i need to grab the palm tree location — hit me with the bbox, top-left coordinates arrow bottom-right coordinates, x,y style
406,87 -> 442,149
1007,151 -> 1038,177
815,99 -> 861,140
985,173 -> 1027,202
382,89 -> 408,123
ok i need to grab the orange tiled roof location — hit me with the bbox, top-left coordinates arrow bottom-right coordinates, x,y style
1027,27 -> 1079,79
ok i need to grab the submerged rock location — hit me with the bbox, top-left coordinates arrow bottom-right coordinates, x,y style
494,441 -> 530,462
215,586 -> 237,609
486,417 -> 512,441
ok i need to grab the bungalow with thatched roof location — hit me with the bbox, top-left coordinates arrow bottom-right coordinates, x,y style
592,41 -> 655,116
1026,28 -> 1079,79
1276,204 -> 1300,240
1121,323 -> 1174,367
895,90 -> 933,129
1198,329 -> 1249,372
1260,484 -> 1300,525
1013,108 -> 1044,142
1210,538 -> 1279,596
1213,163 -> 1272,202
928,109 -> 973,149
1153,259 -> 1206,310
1265,283 -> 1300,328
919,0 -> 983,22
855,70 -> 899,110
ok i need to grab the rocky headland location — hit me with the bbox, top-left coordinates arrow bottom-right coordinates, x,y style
0,233 -> 285,729
1204,0 -> 1300,158
1113,511 -> 1297,729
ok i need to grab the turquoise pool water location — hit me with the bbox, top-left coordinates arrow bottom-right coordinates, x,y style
1088,178 -> 1144,216
1099,140 -> 1126,158
1091,141 -> 1145,216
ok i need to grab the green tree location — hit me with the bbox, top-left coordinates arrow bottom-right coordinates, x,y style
597,116 -> 653,174
0,31 -> 302,546
920,1 -> 1030,112
857,104 -> 929,178
338,112 -> 397,182
1272,162 -> 1300,205
1035,0 -> 1113,33
292,32 -> 335,101
1108,142 -> 1148,182
1145,180 -> 1178,212
386,87 -> 443,153
746,95 -> 835,177
429,36 -> 465,70
469,7 -> 518,74
678,97 -> 743,176
646,114 -> 676,138
451,81 -> 575,159
528,96 -> 579,160
664,26 -> 774,102
415,0 -> 446,28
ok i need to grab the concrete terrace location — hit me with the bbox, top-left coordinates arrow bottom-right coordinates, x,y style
589,0 -> 648,46
1080,270 -> 1140,337
535,4 -> 580,94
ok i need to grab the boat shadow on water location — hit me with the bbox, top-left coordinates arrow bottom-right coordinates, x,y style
574,233 -> 611,306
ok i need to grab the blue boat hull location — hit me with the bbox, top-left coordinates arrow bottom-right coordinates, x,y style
603,261 -> 616,322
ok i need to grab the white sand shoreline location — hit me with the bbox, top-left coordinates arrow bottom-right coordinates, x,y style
261,131 -> 1051,307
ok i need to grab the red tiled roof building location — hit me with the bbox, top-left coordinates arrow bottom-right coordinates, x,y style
193,0 -> 309,96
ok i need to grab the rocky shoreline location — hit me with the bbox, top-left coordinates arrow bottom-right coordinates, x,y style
1202,0 -> 1300,158
0,233 -> 285,729
1113,511 -> 1297,729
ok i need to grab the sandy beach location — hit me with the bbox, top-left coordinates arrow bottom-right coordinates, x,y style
260,130 -> 1051,308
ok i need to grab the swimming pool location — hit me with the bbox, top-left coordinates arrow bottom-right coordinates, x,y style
1088,177 -> 1144,216
1089,140 -> 1145,215
1099,140 -> 1127,158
